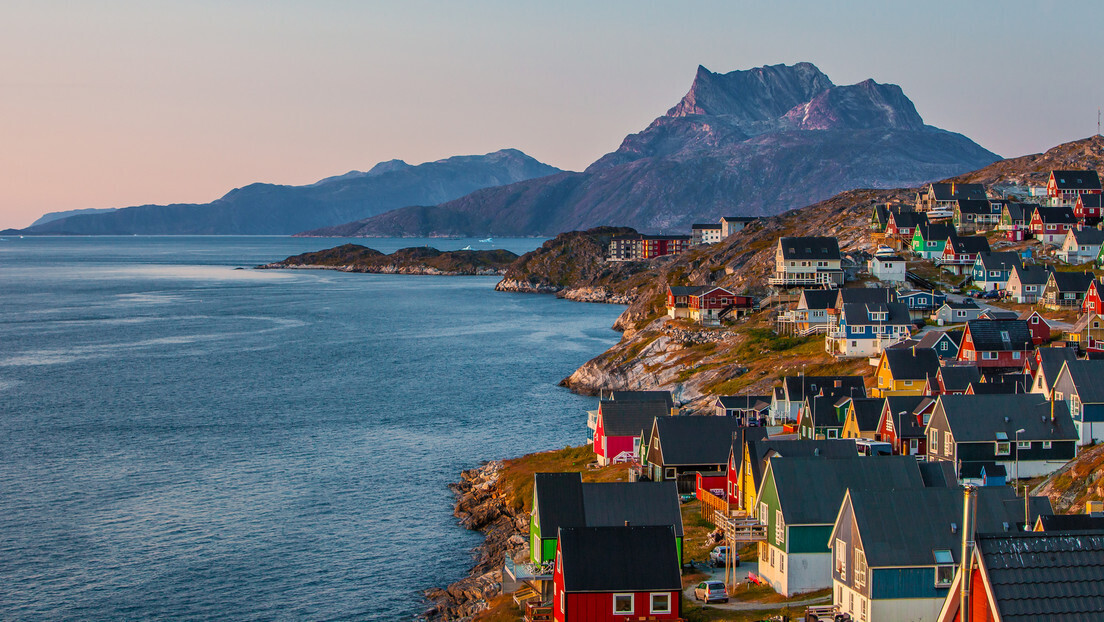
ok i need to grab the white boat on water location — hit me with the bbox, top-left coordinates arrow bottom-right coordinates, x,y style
479,237 -> 493,243
874,245 -> 896,257
461,245 -> 473,251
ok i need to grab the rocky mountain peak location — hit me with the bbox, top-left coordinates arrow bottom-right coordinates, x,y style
783,78 -> 925,131
666,62 -> 834,123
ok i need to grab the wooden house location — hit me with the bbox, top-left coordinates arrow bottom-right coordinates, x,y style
1058,227 -> 1104,264
912,222 -> 955,259
592,401 -> 669,465
873,346 -> 940,397
1046,169 -> 1102,206
841,398 -> 885,439
924,394 -> 1078,479
868,254 -> 907,282
1042,270 -> 1096,309
776,288 -> 837,336
1082,279 -> 1104,314
825,301 -> 913,358
999,202 -> 1037,234
754,456 -> 928,597
690,223 -> 722,245
666,285 -> 750,324
885,211 -> 927,244
644,416 -> 745,490
1075,192 -> 1104,225
1030,206 -> 1078,244
722,427 -> 771,510
1019,309 -> 1053,345
553,526 -> 682,622
769,237 -> 844,287
768,375 -> 866,425
952,199 -> 1000,234
931,299 -> 982,325
797,395 -> 852,440
734,439 -> 857,515
665,285 -> 697,320
1006,263 -> 1053,304
915,330 -> 962,361
719,216 -> 758,238
937,235 -> 991,275
1052,359 -> 1104,445
916,182 -> 987,213
930,366 -> 980,396
831,487 -> 1051,622
874,395 -> 928,455
897,289 -> 947,321
936,531 -> 1104,622
1026,347 -> 1078,398
971,251 -> 1021,292
529,473 -> 684,564
714,394 -> 770,424
956,319 -> 1034,371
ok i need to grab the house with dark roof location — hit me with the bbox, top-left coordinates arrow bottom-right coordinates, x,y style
1042,270 -> 1096,309
1052,359 -> 1104,445
592,401 -> 669,465
734,439 -> 857,515
797,394 -> 854,440
917,329 -> 963,361
841,398 -> 885,439
755,456 -> 930,596
930,366 -> 981,397
886,210 -> 928,243
1025,347 -> 1078,398
690,223 -> 723,245
924,394 -> 1078,479
971,251 -> 1022,292
831,486 -> 1052,622
937,236 -> 992,275
936,530 -> 1104,622
714,394 -> 771,424
953,199 -> 1000,234
917,182 -> 987,213
768,375 -> 867,425
999,202 -> 1039,238
965,373 -> 1030,395
1082,278 -> 1104,315
896,289 -> 948,321
1047,169 -> 1103,205
770,237 -> 843,287
529,473 -> 684,564
911,222 -> 956,259
665,284 -> 750,323
1030,206 -> 1079,244
722,427 -> 772,510
977,308 -> 1018,321
1058,227 -> 1104,264
553,525 -> 683,622
1006,263 -> 1053,304
719,216 -> 758,238
868,254 -> 907,283
644,416 -> 745,489
870,204 -> 892,233
1034,513 -> 1104,532
956,319 -> 1034,370
873,347 -> 940,397
874,395 -> 929,456
826,301 -> 913,358
931,299 -> 982,325
1075,192 -> 1103,225
776,288 -> 838,336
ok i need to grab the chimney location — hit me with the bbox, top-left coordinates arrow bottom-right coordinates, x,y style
624,521 -> 630,527
960,484 -> 978,622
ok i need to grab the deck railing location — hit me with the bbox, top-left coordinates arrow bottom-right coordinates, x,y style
504,554 -> 554,582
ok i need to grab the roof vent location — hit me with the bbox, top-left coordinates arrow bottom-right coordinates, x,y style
1004,416 -> 1010,423
624,520 -> 630,527
950,522 -> 958,533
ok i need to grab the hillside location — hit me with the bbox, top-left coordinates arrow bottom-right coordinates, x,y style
21,149 -> 561,235
948,134 -> 1104,187
1033,443 -> 1104,514
332,62 -> 998,237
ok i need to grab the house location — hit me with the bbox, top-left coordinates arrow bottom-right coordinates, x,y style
1029,206 -> 1078,245
977,308 -> 1017,321
930,366 -> 980,396
930,299 -> 982,325
719,216 -> 758,238
1046,169 -> 1103,206
956,319 -> 1034,371
935,530 -> 1104,622
897,289 -> 947,321
971,251 -> 1022,292
722,427 -> 773,510
1006,263 -> 1053,304
1051,359 -> 1104,445
826,301 -> 913,358
873,347 -> 940,397
666,284 -> 751,323
777,288 -> 838,335
911,222 -> 956,259
1071,311 -> 1104,353
797,395 -> 855,440
1026,347 -> 1078,398
1083,279 -> 1104,315
607,234 -> 690,261
714,394 -> 771,424
924,394 -> 1078,479
735,439 -> 859,515
885,211 -> 927,245
529,473 -> 684,564
645,416 -> 746,489
917,182 -> 987,213
952,199 -> 1000,234
690,223 -> 723,245
1019,309 -> 1053,345
916,329 -> 963,361
1058,227 -> 1104,264
592,401 -> 669,465
868,254 -> 906,282
870,204 -> 892,233
553,526 -> 682,622
937,236 -> 991,275
875,395 -> 928,455
965,373 -> 1031,395
831,486 -> 1051,622
755,456 -> 929,597
841,398 -> 885,439
999,202 -> 1038,235
1075,192 -> 1104,225
770,237 -> 844,287
665,285 -> 697,320
1041,270 -> 1096,309
768,375 -> 867,425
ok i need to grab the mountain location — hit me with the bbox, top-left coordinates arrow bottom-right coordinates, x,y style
30,207 -> 118,227
21,149 -> 561,235
325,62 -> 998,237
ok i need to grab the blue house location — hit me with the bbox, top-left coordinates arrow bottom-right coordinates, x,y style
1051,359 -> 1104,446
829,486 -> 1052,622
896,289 -> 947,321
971,251 -> 1022,293
825,301 -> 913,358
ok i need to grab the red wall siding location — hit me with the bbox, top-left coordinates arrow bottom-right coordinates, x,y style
564,591 -> 680,621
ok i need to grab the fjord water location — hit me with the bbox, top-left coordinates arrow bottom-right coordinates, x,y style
0,237 -> 624,621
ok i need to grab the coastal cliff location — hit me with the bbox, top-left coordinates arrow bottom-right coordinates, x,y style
259,244 -> 519,276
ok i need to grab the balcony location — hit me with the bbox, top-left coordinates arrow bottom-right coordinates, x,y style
586,410 -> 598,431
767,270 -> 842,287
504,554 -> 554,582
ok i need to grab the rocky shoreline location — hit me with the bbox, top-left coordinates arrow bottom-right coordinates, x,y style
494,279 -> 635,305
258,262 -> 507,276
422,461 -> 529,622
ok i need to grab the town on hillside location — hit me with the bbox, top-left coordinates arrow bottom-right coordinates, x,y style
497,169 -> 1104,622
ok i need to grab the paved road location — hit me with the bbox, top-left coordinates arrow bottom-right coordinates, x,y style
684,562 -> 831,612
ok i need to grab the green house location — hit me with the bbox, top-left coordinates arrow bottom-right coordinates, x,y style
911,222 -> 954,259
753,455 -> 926,597
529,472 -> 684,564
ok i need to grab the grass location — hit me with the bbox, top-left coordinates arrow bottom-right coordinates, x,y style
498,445 -> 631,514
681,500 -> 722,563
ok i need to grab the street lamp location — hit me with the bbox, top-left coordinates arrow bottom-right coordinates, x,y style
1014,428 -> 1026,530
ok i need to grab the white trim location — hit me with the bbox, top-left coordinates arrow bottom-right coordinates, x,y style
612,593 -> 634,614
649,592 -> 671,614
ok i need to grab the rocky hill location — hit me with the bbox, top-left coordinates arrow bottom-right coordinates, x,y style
259,244 -> 519,276
333,62 -> 998,237
20,149 -> 560,235
948,134 -> 1104,187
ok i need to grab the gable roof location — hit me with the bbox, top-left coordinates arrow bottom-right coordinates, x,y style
1035,347 -> 1079,385
598,402 -> 669,437
935,394 -> 1078,442
928,182 -> 987,201
717,395 -> 771,411
914,221 -> 955,241
841,301 -> 912,327
782,375 -> 867,402
1070,228 -> 1104,246
916,329 -> 962,351
1003,202 -> 1036,222
883,347 -> 941,381
978,309 -> 1019,320
1051,170 -> 1103,191
1011,264 -> 1054,287
558,526 -> 682,592
580,482 -> 684,537
888,210 -> 927,228
945,235 -> 991,255
653,416 -> 749,466
956,199 -> 996,215
965,319 -> 1034,351
768,456 -> 925,525
1078,193 -> 1104,208
976,251 -> 1023,272
1047,270 -> 1096,294
937,365 -> 981,393
798,288 -> 839,311
1062,359 -> 1104,403
533,473 -> 586,536
849,398 -> 884,432
973,530 -> 1104,621
836,287 -> 897,307
882,395 -> 928,440
778,236 -> 841,260
668,285 -> 699,297
728,427 -> 771,473
845,486 -> 1049,568
1035,514 -> 1104,532
601,390 -> 674,409
1035,206 -> 1078,225
746,439 -> 858,490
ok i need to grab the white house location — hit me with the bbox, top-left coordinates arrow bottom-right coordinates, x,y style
868,255 -> 906,282
1057,227 -> 1104,264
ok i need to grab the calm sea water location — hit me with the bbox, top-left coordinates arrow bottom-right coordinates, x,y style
0,236 -> 623,621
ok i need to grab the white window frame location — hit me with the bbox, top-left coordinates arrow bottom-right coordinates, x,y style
935,564 -> 956,587
835,538 -> 847,580
944,431 -> 953,456
995,442 -> 1010,456
1043,441 -> 1053,450
1017,440 -> 1030,450
776,510 -> 785,545
612,593 -> 634,615
649,592 -> 671,615
759,502 -> 768,525
855,548 -> 867,587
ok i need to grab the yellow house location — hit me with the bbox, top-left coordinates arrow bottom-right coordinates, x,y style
737,438 -> 860,515
841,398 -> 884,439
872,347 -> 940,397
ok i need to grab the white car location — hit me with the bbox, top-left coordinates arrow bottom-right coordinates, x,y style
694,580 -> 729,603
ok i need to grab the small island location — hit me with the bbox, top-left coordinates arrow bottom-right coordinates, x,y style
258,243 -> 520,276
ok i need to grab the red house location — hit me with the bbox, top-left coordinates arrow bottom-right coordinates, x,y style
1029,207 -> 1077,244
1083,279 -> 1104,315
874,395 -> 928,456
1074,193 -> 1103,224
593,401 -> 669,466
937,235 -> 990,275
957,319 -> 1035,370
1018,310 -> 1053,345
553,526 -> 682,622
1046,169 -> 1102,205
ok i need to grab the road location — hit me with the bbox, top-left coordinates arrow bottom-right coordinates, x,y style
684,561 -> 831,612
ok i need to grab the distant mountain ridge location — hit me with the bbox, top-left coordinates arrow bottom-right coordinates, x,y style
21,149 -> 561,235
318,62 -> 998,237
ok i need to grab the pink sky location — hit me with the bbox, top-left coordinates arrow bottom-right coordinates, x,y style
2,1 -> 1102,229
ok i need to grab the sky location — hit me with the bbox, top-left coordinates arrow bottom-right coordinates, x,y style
2,1 -> 1103,229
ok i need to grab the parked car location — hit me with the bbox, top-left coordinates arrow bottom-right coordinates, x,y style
694,580 -> 729,603
710,545 -> 737,567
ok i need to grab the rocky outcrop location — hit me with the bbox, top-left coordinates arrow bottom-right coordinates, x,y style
258,244 -> 518,276
423,461 -> 529,622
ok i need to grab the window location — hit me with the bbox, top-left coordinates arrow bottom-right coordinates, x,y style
613,593 -> 633,614
982,351 -> 998,360
930,429 -> 938,454
855,548 -> 867,587
944,431 -> 953,456
664,467 -> 676,480
934,550 -> 955,586
776,510 -> 785,545
1013,352 -> 1021,360
649,593 -> 670,614
1043,441 -> 1053,449
1017,440 -> 1030,450
779,552 -> 785,573
759,502 -> 768,525
835,538 -> 847,580
770,547 -> 775,567
995,442 -> 1010,456
828,428 -> 839,439
904,380 -> 913,386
